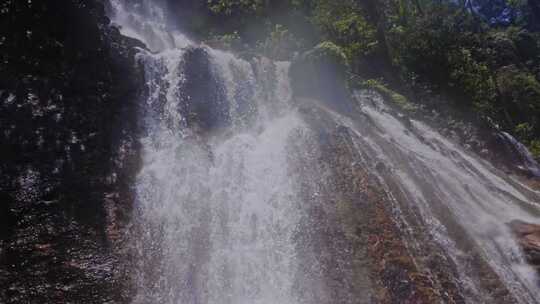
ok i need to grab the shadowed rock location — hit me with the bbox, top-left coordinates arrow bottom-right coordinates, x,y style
179,47 -> 230,133
290,42 -> 352,114
0,1 -> 142,302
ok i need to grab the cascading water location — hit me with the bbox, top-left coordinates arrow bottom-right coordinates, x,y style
332,92 -> 540,303
496,132 -> 540,177
109,1 -> 540,303
109,1 -> 317,303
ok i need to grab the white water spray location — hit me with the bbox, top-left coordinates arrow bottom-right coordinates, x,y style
109,1 -> 540,303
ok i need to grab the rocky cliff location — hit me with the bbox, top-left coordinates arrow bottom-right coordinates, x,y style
0,1 -> 143,302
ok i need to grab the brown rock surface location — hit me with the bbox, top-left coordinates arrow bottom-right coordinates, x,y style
509,220 -> 540,266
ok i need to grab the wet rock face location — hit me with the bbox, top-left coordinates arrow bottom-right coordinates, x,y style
509,220 -> 540,267
0,1 -> 142,302
489,132 -> 540,178
179,47 -> 230,133
290,42 -> 352,114
293,102 -> 464,304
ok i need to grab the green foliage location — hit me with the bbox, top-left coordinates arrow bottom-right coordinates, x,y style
387,3 -> 483,85
447,48 -> 497,111
514,123 -> 540,160
306,41 -> 349,67
497,66 -> 540,108
193,0 -> 540,157
207,0 -> 267,15
334,13 -> 378,57
207,0 -> 379,60
530,140 -> 540,159
383,1 -> 540,150
496,65 -> 540,127
311,2 -> 378,58
515,122 -> 534,139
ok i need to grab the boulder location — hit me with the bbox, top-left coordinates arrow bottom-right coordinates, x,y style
290,41 -> 352,113
179,47 -> 230,133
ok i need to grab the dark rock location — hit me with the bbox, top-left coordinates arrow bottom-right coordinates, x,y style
179,47 -> 230,133
0,0 -> 143,302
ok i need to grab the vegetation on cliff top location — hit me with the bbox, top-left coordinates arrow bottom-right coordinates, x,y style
167,0 -> 540,160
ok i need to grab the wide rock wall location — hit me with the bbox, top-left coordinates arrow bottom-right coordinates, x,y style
0,1 -> 143,302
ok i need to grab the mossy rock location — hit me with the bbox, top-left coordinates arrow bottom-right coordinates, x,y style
362,79 -> 417,113
290,41 -> 352,112
302,41 -> 349,69
529,140 -> 540,161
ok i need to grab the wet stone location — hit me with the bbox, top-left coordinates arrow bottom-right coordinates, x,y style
509,220 -> 540,266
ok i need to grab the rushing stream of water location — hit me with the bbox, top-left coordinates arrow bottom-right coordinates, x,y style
109,1 -> 540,303
337,92 -> 540,302
110,2 -> 311,303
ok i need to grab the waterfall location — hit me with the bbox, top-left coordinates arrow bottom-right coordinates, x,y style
110,1 -> 315,303
496,132 -> 540,178
109,1 -> 540,303
334,91 -> 540,303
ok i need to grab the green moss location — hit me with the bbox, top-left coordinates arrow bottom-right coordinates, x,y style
447,48 -> 497,111
305,41 -> 349,68
312,4 -> 378,58
208,0 -> 266,16
362,79 -> 417,112
529,140 -> 540,160
515,122 -> 534,139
